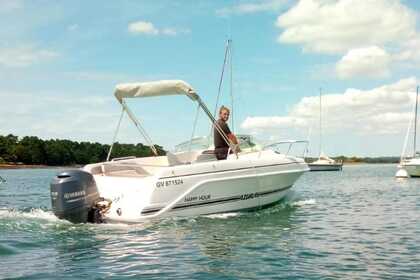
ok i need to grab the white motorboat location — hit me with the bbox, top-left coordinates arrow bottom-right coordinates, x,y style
50,80 -> 309,223
396,86 -> 420,178
308,88 -> 343,172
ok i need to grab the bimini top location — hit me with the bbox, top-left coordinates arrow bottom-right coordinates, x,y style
114,80 -> 199,103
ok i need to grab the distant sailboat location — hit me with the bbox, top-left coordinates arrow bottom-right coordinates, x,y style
308,88 -> 343,171
396,86 -> 420,178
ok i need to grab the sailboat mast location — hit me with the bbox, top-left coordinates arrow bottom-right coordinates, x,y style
319,87 -> 322,157
414,86 -> 419,157
229,39 -> 234,132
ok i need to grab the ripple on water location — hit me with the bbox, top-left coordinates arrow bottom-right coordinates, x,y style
1,165 -> 420,279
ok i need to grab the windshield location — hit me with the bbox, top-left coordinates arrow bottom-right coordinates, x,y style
174,134 -> 262,153
174,137 -> 212,152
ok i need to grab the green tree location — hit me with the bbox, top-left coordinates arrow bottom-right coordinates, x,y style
0,134 -> 18,162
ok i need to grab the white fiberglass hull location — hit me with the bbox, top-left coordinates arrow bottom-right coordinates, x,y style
308,163 -> 343,171
84,151 -> 308,223
140,169 -> 301,218
399,160 -> 420,177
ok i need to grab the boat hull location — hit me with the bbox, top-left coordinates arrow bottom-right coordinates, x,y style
91,154 -> 308,223
400,164 -> 420,177
140,170 -> 302,218
308,163 -> 343,171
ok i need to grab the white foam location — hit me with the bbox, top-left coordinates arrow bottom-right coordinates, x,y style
291,199 -> 316,207
204,212 -> 240,219
0,208 -> 63,222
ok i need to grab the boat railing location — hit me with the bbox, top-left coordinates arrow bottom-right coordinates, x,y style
102,161 -> 168,167
262,140 -> 309,158
111,156 -> 137,161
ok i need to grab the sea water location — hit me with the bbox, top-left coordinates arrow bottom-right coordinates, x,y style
0,165 -> 419,279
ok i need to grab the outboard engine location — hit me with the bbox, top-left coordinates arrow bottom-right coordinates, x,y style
50,170 -> 104,223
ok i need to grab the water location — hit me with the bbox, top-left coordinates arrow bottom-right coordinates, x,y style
0,165 -> 419,279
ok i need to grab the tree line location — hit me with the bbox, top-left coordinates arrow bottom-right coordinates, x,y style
0,134 -> 165,166
305,156 -> 399,164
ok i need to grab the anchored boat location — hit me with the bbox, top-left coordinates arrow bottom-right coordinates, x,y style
308,154 -> 343,171
50,80 -> 309,223
396,86 -> 420,178
308,88 -> 343,171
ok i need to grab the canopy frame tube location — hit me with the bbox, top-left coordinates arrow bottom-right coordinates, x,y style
110,80 -> 235,160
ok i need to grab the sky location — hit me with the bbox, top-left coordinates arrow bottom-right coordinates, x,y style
1,0 -> 420,157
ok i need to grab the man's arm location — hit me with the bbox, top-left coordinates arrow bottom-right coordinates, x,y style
228,133 -> 241,152
228,133 -> 238,145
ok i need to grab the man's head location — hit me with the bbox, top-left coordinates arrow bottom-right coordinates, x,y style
219,106 -> 230,122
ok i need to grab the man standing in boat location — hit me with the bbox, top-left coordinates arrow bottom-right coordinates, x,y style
214,106 -> 240,160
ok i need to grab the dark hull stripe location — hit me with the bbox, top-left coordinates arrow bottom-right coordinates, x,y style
308,164 -> 342,171
308,164 -> 342,167
159,162 -> 300,180
141,185 -> 292,215
309,168 -> 342,171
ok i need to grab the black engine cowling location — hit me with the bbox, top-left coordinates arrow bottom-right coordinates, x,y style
50,170 -> 100,223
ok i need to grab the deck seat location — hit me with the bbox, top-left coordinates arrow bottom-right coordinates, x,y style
195,150 -> 217,162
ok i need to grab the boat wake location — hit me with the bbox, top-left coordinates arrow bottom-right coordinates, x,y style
0,207 -> 61,222
204,212 -> 242,219
291,199 -> 317,207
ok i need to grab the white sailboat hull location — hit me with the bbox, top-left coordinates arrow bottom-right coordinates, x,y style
404,165 -> 420,177
308,163 -> 343,171
399,159 -> 420,177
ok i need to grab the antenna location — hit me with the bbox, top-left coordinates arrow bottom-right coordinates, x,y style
229,39 -> 234,132
213,40 -> 230,119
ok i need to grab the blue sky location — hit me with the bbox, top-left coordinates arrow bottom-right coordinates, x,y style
1,0 -> 420,156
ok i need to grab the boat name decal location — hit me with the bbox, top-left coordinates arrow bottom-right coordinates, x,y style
184,194 -> 211,202
156,179 -> 184,188
240,192 -> 259,200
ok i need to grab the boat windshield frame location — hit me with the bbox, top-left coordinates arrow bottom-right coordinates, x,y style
263,140 -> 309,158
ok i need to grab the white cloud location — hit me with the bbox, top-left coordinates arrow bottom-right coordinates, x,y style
241,77 -> 418,137
336,46 -> 392,79
0,46 -> 59,67
0,90 -> 121,143
276,0 -> 417,54
162,28 -> 191,36
128,21 -> 159,35
242,116 -> 307,130
217,0 -> 289,16
161,28 -> 177,36
128,21 -> 190,36
394,37 -> 420,63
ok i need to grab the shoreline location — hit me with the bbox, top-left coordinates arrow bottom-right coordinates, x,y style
0,162 -> 397,169
0,164 -> 80,170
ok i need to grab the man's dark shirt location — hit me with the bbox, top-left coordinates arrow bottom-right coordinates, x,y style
214,119 -> 231,148
214,119 -> 231,160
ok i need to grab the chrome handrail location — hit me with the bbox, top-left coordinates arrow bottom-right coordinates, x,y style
262,140 -> 309,157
